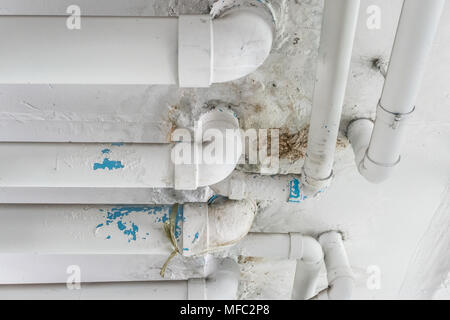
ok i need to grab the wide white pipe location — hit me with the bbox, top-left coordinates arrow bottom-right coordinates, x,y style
301,0 -> 360,196
348,0 -> 445,183
0,8 -> 273,86
0,199 -> 256,257
0,258 -> 240,300
314,232 -> 354,300
0,282 -> 190,300
0,109 -> 241,191
0,253 -> 207,284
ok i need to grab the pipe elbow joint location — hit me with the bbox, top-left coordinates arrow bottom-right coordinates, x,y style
181,199 -> 257,257
212,7 -> 274,83
173,109 -> 242,190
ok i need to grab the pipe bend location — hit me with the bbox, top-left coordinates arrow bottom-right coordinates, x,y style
182,199 -> 257,256
212,7 -> 274,83
316,231 -> 354,300
297,235 -> 324,266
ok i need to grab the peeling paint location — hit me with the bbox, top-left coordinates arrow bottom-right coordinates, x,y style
93,158 -> 125,171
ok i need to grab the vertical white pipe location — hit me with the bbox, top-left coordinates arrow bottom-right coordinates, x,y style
353,0 -> 444,183
315,232 -> 354,300
302,0 -> 360,195
380,0 -> 445,114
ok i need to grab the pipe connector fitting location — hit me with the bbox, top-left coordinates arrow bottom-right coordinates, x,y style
316,231 -> 354,300
347,101 -> 416,184
300,168 -> 333,198
173,108 -> 242,190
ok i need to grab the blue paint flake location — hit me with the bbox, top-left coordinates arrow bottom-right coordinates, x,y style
106,235 -> 111,240
192,232 -> 199,244
93,158 -> 124,171
288,178 -> 307,203
111,142 -> 124,146
101,148 -> 111,154
117,221 -> 126,231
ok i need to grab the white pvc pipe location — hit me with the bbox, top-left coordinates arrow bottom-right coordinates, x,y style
301,0 -> 360,196
0,204 -> 175,254
0,253 -> 207,284
211,171 -> 300,202
314,232 -> 354,300
0,282 -> 189,300
0,258 -> 240,300
0,109 -> 241,191
0,9 -> 273,86
348,0 -> 445,183
0,199 -> 256,257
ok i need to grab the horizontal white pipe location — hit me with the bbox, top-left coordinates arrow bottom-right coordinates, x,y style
349,0 -> 444,183
211,171 -> 300,202
0,204 -> 175,254
0,282 -> 189,300
314,232 -> 354,300
301,0 -> 360,196
0,110 -> 241,191
0,186 -> 213,205
0,199 -> 255,257
0,8 -> 273,86
0,253 -> 207,284
0,258 -> 240,300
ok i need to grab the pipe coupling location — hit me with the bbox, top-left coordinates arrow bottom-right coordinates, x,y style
377,101 -> 415,130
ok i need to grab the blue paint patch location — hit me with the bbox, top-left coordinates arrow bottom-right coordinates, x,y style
192,232 -> 199,244
96,223 -> 104,229
208,195 -> 220,205
173,205 -> 184,240
288,178 -> 306,203
106,235 -> 111,240
101,148 -> 111,154
93,158 -> 124,171
117,221 -> 126,231
111,142 -> 124,146
97,205 -> 175,243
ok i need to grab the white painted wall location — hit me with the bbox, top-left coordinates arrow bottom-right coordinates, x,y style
0,0 -> 449,299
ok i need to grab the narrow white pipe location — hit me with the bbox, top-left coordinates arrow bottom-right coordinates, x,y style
314,231 -> 354,300
301,0 -> 360,196
0,109 -> 241,191
348,0 -> 445,183
0,8 -> 273,86
211,171 -> 300,202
